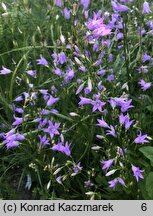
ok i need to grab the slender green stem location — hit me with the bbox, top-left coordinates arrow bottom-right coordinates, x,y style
0,45 -> 65,57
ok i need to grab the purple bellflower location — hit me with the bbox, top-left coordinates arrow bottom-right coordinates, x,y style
78,96 -> 93,105
44,121 -> 60,139
26,70 -> 37,77
118,99 -> 134,112
119,113 -> 134,130
47,95 -> 59,106
134,131 -> 150,144
142,2 -> 151,14
138,79 -> 151,91
65,68 -> 74,82
63,7 -> 71,20
92,99 -> 106,112
15,108 -> 24,114
106,125 -> 116,137
12,115 -> 23,126
97,117 -> 108,128
87,13 -> 111,39
132,165 -> 144,182
142,53 -> 151,62
36,56 -> 48,66
100,159 -> 113,172
39,135 -> 50,148
15,95 -> 24,102
91,93 -> 106,112
55,0 -> 62,7
58,52 -> 67,64
112,1 -> 129,12
80,0 -> 90,10
54,67 -> 62,76
52,141 -> 71,156
108,177 -> 125,189
0,66 -> 11,75
3,129 -> 25,149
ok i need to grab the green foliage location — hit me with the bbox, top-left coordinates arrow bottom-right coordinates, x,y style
146,172 -> 153,199
139,147 -> 153,164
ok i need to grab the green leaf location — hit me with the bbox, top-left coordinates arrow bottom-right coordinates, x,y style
146,172 -> 153,199
146,105 -> 153,113
139,146 -> 153,163
139,180 -> 150,200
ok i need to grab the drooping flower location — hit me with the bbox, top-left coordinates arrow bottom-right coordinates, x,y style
116,32 -> 123,41
15,95 -> 24,102
80,0 -> 90,10
92,26 -> 112,38
119,99 -> 134,112
119,113 -> 127,124
0,66 -> 11,75
118,147 -> 127,157
112,1 -> 129,12
109,97 -> 131,110
100,159 -> 113,172
119,113 -> 134,130
39,135 -> 50,147
58,52 -> 67,64
55,0 -> 62,8
134,131 -> 150,144
125,118 -> 134,130
96,117 -> 108,128
142,53 -> 151,62
138,79 -> 151,91
78,96 -> 93,106
142,2 -> 151,14
15,107 -> 24,114
47,95 -> 59,106
132,165 -> 144,182
38,118 -> 48,130
36,56 -> 48,66
12,115 -> 23,126
106,125 -> 116,137
87,13 -> 111,39
63,8 -> 71,20
52,142 -> 64,152
65,68 -> 74,82
64,141 -> 71,156
108,177 -> 125,189
97,69 -> 106,76
87,13 -> 104,31
3,129 -> 25,149
54,67 -> 62,76
26,70 -> 37,77
106,74 -> 115,81
52,141 -> 71,156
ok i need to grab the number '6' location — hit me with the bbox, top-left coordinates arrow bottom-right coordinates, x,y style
141,203 -> 147,211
